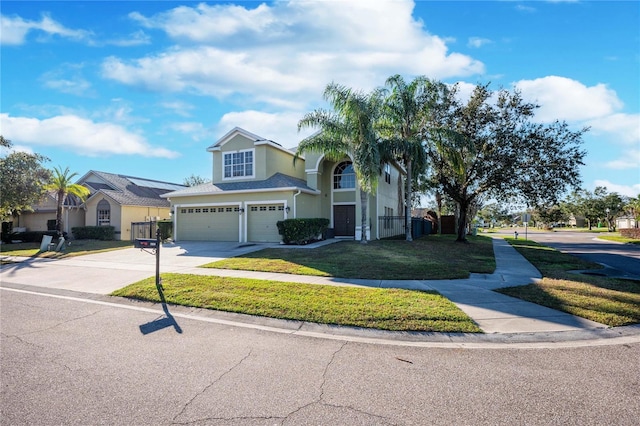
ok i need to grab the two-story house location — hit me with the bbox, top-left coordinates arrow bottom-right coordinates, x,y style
161,127 -> 405,243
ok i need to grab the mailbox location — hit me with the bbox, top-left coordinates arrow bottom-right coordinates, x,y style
135,238 -> 158,249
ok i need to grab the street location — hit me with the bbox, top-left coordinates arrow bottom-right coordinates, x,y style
2,287 -> 639,425
502,228 -> 640,278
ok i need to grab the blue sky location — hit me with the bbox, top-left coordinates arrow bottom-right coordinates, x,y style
2,0 -> 639,199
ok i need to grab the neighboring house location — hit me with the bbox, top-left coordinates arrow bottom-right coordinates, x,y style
616,216 -> 637,229
15,171 -> 186,240
13,191 -> 84,235
162,127 -> 405,243
568,214 -> 586,228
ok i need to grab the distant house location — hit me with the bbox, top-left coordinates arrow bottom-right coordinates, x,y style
14,171 -> 186,240
161,127 -> 405,243
616,216 -> 637,229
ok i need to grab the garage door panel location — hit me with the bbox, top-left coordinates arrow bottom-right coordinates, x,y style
247,204 -> 284,242
177,206 -> 239,241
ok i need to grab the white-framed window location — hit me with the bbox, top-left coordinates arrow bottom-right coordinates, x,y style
333,161 -> 355,190
384,163 -> 391,184
223,149 -> 254,179
97,199 -> 111,226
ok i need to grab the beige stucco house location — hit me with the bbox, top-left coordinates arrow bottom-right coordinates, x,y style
15,171 -> 185,240
162,127 -> 405,243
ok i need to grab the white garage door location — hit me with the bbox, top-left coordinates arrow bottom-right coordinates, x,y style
247,204 -> 284,242
177,206 -> 239,241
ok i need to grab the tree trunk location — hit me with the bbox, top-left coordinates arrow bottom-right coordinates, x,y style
456,201 -> 469,242
359,186 -> 368,244
404,158 -> 412,241
56,190 -> 64,234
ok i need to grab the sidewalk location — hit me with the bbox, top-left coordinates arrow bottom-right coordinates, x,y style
0,237 -> 619,335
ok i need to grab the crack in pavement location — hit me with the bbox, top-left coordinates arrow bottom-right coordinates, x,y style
171,348 -> 254,424
279,341 -> 395,423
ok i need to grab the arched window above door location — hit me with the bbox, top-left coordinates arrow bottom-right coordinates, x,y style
333,161 -> 355,189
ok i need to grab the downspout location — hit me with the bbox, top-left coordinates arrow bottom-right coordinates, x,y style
292,190 -> 301,218
172,203 -> 177,242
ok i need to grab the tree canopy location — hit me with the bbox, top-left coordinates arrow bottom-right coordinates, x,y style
378,74 -> 434,241
0,136 -> 52,220
44,166 -> 90,233
424,83 -> 587,241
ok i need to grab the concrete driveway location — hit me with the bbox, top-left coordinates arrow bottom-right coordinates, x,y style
0,241 -> 274,294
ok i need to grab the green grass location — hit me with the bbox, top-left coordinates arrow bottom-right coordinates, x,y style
112,273 -> 482,333
497,238 -> 640,326
202,234 -> 496,280
0,239 -> 133,259
596,234 -> 640,245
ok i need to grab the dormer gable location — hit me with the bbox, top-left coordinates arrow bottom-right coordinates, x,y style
207,127 -> 305,184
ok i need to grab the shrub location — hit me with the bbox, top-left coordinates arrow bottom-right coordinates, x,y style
620,228 -> 640,239
2,230 -> 59,243
72,226 -> 115,240
276,218 -> 330,245
157,220 -> 173,240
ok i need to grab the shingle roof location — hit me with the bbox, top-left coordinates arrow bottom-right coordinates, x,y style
83,171 -> 186,208
162,173 -> 318,198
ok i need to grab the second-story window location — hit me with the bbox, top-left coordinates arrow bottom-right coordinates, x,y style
223,149 -> 254,179
333,161 -> 355,189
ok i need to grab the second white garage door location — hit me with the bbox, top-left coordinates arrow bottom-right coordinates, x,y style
247,204 -> 284,242
177,206 -> 239,241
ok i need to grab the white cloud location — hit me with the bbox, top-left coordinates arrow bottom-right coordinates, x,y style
513,76 -> 639,145
467,37 -> 492,48
0,13 -> 90,45
593,180 -> 640,198
604,149 -> 640,170
105,0 -> 484,107
167,122 -> 210,141
160,101 -> 195,117
586,113 -> 640,145
106,30 -> 151,47
514,76 -> 623,123
216,110 -> 316,149
0,113 -> 179,158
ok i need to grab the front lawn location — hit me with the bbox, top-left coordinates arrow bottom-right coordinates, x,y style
596,234 -> 640,245
112,273 -> 482,333
0,239 -> 133,259
202,234 -> 496,280
496,238 -> 640,326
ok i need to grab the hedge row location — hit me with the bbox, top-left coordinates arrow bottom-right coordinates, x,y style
276,218 -> 330,245
72,226 -> 115,241
1,230 -> 59,244
620,228 -> 640,239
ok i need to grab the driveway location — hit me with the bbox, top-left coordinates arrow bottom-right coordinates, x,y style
0,241 -> 275,294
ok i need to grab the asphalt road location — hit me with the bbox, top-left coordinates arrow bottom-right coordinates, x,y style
2,287 -> 639,425
509,229 -> 640,278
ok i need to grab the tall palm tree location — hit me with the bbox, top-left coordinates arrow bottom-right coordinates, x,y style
297,82 -> 383,244
379,74 -> 434,241
45,166 -> 90,234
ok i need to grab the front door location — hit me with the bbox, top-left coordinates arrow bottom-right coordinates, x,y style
334,205 -> 355,236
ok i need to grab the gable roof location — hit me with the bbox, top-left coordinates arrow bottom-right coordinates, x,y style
161,172 -> 319,198
79,171 -> 186,208
206,126 -> 303,159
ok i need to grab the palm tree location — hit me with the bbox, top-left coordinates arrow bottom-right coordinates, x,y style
379,74 -> 434,241
45,166 -> 90,234
297,82 -> 383,244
